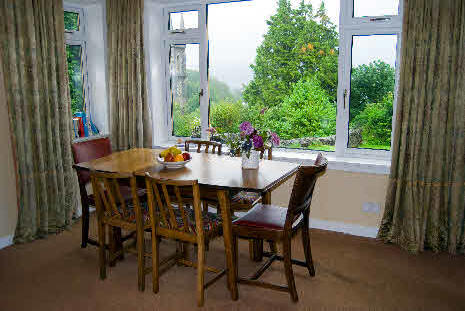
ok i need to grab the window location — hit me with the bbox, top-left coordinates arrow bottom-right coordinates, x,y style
64,7 -> 94,138
169,43 -> 201,137
161,1 -> 402,160
169,11 -> 199,31
353,0 -> 399,17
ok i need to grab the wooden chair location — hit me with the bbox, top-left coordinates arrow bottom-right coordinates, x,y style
184,140 -> 223,212
231,154 -> 328,302
230,145 -> 273,211
90,171 -> 151,292
145,176 -> 225,307
72,137 -> 145,248
185,140 -> 222,155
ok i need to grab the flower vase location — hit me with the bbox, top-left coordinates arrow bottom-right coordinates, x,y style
242,150 -> 260,169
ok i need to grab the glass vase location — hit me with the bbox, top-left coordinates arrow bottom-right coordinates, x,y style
242,150 -> 260,169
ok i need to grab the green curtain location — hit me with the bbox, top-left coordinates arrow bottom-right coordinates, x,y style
106,0 -> 152,151
378,0 -> 465,254
0,0 -> 78,243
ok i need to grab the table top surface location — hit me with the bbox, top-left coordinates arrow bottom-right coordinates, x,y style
74,148 -> 300,192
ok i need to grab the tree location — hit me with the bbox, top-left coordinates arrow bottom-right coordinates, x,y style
264,76 -> 336,140
242,0 -> 338,111
350,60 -> 395,122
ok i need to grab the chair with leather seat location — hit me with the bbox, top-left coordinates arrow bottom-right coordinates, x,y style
231,153 -> 327,302
72,137 -> 145,248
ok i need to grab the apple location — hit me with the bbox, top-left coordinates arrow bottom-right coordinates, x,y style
182,152 -> 191,161
164,153 -> 175,162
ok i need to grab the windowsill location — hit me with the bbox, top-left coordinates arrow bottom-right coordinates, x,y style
154,141 -> 390,175
272,149 -> 390,175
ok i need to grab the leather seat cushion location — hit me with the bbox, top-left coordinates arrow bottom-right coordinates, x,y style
233,203 -> 298,230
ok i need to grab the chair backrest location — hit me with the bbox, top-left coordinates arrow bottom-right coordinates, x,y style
285,153 -> 328,228
145,175 -> 205,241
90,171 -> 142,224
72,137 -> 112,184
185,140 -> 222,155
234,146 -> 273,160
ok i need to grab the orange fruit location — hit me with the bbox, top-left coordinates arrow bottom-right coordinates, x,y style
174,154 -> 184,162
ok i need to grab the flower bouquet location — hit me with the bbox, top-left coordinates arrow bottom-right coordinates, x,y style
213,121 -> 280,169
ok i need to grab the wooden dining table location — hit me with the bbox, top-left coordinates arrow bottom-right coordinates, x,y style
73,148 -> 300,300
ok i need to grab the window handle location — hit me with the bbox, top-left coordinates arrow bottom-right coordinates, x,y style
370,17 -> 391,22
343,89 -> 348,109
199,89 -> 204,97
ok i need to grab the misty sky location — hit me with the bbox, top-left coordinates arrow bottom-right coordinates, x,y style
184,0 -> 399,90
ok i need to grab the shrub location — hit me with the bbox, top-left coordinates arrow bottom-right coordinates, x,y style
353,93 -> 393,146
210,100 -> 247,134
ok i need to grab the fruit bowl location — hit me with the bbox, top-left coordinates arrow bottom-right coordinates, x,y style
156,156 -> 191,170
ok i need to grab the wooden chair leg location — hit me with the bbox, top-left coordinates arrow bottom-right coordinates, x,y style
151,233 -> 159,293
268,240 -> 277,253
137,229 -> 146,292
302,220 -> 315,277
81,200 -> 90,248
98,222 -> 106,280
197,240 -> 205,307
282,237 -> 298,302
232,235 -> 238,280
109,227 -> 117,267
250,239 -> 263,262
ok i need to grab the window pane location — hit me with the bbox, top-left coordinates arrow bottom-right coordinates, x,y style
349,35 -> 397,150
66,44 -> 84,114
64,11 -> 80,31
208,0 -> 339,152
353,0 -> 399,17
170,44 -> 200,137
169,11 -> 198,31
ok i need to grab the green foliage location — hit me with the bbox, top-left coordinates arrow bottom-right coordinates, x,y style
242,0 -> 339,112
66,45 -> 83,114
64,11 -> 79,31
350,60 -> 395,121
210,100 -> 247,134
263,76 -> 336,140
173,101 -> 200,137
353,93 -> 393,147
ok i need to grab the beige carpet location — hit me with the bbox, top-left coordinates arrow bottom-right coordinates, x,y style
1,218 -> 464,311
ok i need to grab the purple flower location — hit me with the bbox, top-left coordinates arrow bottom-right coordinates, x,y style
252,135 -> 264,149
260,107 -> 268,115
207,127 -> 217,134
270,132 -> 280,146
239,121 -> 254,136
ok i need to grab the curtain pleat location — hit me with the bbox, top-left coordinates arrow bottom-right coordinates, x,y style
378,0 -> 465,254
106,0 -> 152,151
0,0 -> 78,243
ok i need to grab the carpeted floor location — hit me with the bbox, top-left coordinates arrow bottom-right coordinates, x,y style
1,218 -> 464,311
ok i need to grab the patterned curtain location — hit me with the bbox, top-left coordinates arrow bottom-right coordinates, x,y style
0,0 -> 78,243
378,0 -> 465,254
106,0 -> 152,151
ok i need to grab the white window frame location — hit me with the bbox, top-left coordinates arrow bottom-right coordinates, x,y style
162,4 -> 209,140
64,5 -> 93,136
336,0 -> 403,160
159,0 -> 402,162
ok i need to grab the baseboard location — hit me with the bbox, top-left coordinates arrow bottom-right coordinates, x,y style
0,234 -> 14,250
309,218 -> 379,238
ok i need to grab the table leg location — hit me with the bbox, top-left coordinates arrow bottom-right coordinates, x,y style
217,189 -> 238,301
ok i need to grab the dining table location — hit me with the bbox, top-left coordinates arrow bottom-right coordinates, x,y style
73,147 -> 300,300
